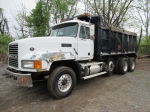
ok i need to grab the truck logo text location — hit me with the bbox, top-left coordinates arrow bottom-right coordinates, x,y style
9,54 -> 18,59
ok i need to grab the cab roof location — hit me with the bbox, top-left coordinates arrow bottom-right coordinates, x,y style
52,20 -> 90,28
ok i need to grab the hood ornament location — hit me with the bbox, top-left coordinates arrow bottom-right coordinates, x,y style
30,47 -> 35,51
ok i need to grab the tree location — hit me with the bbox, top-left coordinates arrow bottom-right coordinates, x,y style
26,0 -> 78,37
0,8 -> 13,62
50,0 -> 78,24
85,0 -> 133,27
138,26 -> 143,50
132,0 -> 150,38
13,4 -> 32,38
0,8 -> 9,35
128,0 -> 150,55
26,0 -> 51,37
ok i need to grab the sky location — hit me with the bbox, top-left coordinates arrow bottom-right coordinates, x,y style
0,0 -> 86,37
0,0 -> 36,36
0,0 -> 140,37
0,0 -> 36,18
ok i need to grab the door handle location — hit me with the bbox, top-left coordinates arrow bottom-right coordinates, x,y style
81,38 -> 86,41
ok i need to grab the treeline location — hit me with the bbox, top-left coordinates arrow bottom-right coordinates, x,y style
0,0 -> 150,61
0,8 -> 13,62
13,0 -> 78,38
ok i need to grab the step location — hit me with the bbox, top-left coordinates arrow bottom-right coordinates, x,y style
82,71 -> 107,79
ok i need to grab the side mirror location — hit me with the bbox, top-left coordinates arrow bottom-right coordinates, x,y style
90,24 -> 95,40
90,35 -> 95,40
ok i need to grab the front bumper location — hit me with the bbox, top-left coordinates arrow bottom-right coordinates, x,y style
4,68 -> 33,87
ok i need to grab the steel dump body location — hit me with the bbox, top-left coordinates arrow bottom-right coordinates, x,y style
64,15 -> 137,60
91,16 -> 137,58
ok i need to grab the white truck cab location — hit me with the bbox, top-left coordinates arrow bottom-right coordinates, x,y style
8,20 -> 94,71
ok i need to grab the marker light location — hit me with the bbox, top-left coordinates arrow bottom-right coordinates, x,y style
82,13 -> 86,16
34,60 -> 42,69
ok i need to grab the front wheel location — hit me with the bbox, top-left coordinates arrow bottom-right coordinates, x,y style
47,66 -> 76,99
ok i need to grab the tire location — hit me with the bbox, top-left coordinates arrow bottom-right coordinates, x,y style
118,58 -> 128,75
128,57 -> 136,72
115,58 -> 121,74
106,58 -> 115,76
47,66 -> 76,99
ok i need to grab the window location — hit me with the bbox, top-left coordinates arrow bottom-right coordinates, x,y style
79,26 -> 90,39
85,27 -> 90,39
79,26 -> 86,39
50,23 -> 78,37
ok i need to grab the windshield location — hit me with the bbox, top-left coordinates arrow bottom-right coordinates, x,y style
50,23 -> 78,37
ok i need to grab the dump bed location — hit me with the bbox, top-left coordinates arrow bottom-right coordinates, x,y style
64,14 -> 137,59
91,16 -> 137,58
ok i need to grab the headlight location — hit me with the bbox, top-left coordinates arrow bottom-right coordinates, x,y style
22,60 -> 34,68
22,60 -> 42,69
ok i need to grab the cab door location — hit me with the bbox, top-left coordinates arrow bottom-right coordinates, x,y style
77,25 -> 94,60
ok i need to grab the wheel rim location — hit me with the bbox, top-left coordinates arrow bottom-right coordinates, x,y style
58,74 -> 72,92
108,61 -> 114,71
131,60 -> 135,70
123,61 -> 128,72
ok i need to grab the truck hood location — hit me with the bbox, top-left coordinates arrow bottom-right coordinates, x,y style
11,36 -> 75,45
10,36 -> 76,61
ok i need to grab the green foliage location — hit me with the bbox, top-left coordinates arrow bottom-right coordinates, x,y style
0,34 -> 13,54
51,0 -> 77,23
52,0 -> 75,13
138,36 -> 150,56
26,0 -> 50,37
25,0 -> 77,37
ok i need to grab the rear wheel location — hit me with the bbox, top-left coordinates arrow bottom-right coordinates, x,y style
106,58 -> 115,76
47,66 -> 76,99
128,57 -> 136,72
115,58 -> 121,74
118,58 -> 128,75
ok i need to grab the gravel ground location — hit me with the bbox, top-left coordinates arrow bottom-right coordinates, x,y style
0,59 -> 150,112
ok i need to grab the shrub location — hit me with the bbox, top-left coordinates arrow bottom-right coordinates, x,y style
138,36 -> 150,56
0,34 -> 13,62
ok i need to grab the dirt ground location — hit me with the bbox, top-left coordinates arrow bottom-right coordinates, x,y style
0,59 -> 150,112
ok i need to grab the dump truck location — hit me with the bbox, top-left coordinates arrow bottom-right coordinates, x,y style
4,13 -> 137,98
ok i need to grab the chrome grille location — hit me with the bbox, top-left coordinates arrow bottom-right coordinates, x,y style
9,44 -> 18,68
